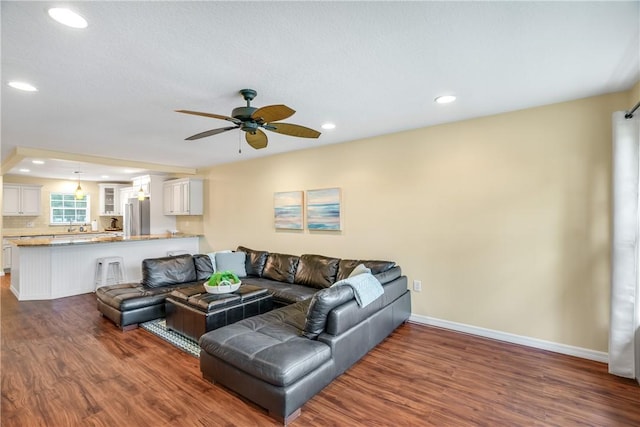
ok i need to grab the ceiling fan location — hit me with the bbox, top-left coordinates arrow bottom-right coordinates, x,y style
176,89 -> 321,150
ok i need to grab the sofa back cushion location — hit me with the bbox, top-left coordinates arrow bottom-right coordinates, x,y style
192,254 -> 214,280
336,259 -> 396,282
237,246 -> 269,277
294,254 -> 340,289
142,254 -> 197,288
262,253 -> 300,283
303,285 -> 355,339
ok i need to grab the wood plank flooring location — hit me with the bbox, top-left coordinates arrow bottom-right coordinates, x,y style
2,273 -> 639,426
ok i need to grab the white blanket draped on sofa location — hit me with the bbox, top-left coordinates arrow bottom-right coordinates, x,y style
609,110 -> 640,384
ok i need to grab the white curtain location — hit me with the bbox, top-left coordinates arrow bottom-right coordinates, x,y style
610,110 -> 640,382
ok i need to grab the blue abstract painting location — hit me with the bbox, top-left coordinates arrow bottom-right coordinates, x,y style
307,188 -> 341,230
274,191 -> 303,229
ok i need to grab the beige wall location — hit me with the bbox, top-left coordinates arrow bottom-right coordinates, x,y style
630,80 -> 640,106
1,175 -> 121,234
177,89 -> 636,352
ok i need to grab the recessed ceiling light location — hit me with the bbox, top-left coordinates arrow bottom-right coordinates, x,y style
101,175 -> 110,179
48,8 -> 88,29
321,123 -> 336,130
19,168 -> 30,173
32,160 -> 45,165
435,95 -> 456,104
8,81 -> 38,92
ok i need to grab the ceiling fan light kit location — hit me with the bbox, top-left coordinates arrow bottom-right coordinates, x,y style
176,89 -> 321,150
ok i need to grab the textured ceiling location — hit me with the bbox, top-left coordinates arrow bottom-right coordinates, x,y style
2,1 -> 639,181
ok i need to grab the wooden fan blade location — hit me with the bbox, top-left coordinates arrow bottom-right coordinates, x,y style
267,122 -> 321,139
251,105 -> 295,123
176,110 -> 241,124
185,126 -> 238,141
245,129 -> 268,149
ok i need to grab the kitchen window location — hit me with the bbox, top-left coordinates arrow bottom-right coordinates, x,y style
50,193 -> 90,224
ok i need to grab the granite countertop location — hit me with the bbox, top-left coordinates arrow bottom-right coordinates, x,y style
3,230 -> 120,238
9,234 -> 201,247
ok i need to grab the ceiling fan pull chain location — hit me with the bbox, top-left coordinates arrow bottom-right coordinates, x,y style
238,129 -> 242,154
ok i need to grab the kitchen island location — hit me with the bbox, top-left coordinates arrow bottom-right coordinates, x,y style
9,234 -> 200,301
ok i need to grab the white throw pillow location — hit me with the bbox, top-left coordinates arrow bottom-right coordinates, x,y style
207,250 -> 232,272
215,251 -> 247,278
349,263 -> 371,278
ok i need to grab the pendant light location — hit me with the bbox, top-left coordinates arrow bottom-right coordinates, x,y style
74,171 -> 84,199
137,185 -> 145,201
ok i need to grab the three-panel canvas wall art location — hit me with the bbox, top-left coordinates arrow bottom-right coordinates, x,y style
274,188 -> 341,231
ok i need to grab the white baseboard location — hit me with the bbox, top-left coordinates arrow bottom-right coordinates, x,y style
409,313 -> 609,363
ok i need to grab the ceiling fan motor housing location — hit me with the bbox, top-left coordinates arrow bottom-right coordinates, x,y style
232,106 -> 257,121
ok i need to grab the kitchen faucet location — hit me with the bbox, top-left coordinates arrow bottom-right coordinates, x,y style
67,220 -> 76,232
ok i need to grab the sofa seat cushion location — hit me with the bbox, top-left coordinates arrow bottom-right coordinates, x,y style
199,302 -> 330,387
242,277 -> 317,305
97,283 -> 152,311
97,281 -> 202,311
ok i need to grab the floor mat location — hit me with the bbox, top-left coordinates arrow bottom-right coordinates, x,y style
140,318 -> 200,358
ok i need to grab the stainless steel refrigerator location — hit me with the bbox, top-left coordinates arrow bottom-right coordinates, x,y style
123,197 -> 150,236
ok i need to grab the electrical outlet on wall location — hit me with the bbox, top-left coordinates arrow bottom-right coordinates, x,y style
26,221 -> 34,228
413,280 -> 422,292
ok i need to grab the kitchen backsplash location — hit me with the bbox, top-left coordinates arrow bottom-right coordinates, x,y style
3,216 -> 122,235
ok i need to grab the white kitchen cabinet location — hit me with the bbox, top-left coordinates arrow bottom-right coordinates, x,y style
119,186 -> 136,206
162,178 -> 203,215
163,183 -> 174,215
98,184 -> 126,216
2,184 -> 42,216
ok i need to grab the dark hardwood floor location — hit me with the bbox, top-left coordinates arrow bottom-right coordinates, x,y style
2,273 -> 639,426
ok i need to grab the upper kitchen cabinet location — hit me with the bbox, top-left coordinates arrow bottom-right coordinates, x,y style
98,184 -> 126,216
119,186 -> 136,206
163,178 -> 203,215
3,184 -> 42,216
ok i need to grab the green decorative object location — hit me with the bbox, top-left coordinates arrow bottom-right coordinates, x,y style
207,270 -> 240,286
204,270 -> 241,294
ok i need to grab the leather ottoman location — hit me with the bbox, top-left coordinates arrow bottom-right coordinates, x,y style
165,283 -> 273,341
